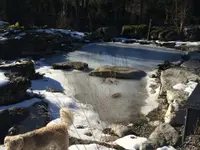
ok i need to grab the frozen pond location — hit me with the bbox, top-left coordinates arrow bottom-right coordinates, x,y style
45,43 -> 183,123
46,43 -> 183,71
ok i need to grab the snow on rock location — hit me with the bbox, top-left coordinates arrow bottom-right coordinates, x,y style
36,29 -> 85,40
157,146 -> 176,150
141,71 -> 160,115
0,36 -> 7,41
113,135 -> 147,150
173,81 -> 198,96
0,72 -> 9,87
69,144 -> 116,150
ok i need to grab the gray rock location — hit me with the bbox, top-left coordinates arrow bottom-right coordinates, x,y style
0,102 -> 50,144
52,61 -> 88,71
89,66 -> 146,79
0,59 -> 36,79
161,67 -> 199,93
161,67 -> 199,125
104,124 -> 134,137
181,59 -> 200,75
0,76 -> 31,106
148,123 -> 180,147
140,142 -> 154,150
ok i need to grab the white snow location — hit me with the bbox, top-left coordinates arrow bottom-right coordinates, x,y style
36,29 -> 85,40
113,135 -> 147,150
175,41 -> 200,47
69,144 -> 116,150
0,72 -> 9,87
157,146 -> 176,150
173,81 -> 198,96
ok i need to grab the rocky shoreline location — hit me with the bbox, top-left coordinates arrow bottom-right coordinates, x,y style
1,25 -> 200,149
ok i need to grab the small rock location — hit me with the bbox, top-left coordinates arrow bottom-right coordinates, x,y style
111,93 -> 122,98
107,124 -> 134,137
46,88 -> 64,93
52,61 -> 88,71
149,121 -> 161,127
84,132 -> 92,137
76,125 -> 85,129
150,89 -> 156,94
148,123 -> 180,147
149,74 -> 157,78
101,135 -> 119,142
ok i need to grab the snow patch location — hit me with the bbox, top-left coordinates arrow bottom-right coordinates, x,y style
69,144 -> 116,150
173,81 -> 198,96
113,135 -> 147,150
157,146 -> 176,150
36,29 -> 85,40
141,71 -> 160,115
0,72 -> 9,87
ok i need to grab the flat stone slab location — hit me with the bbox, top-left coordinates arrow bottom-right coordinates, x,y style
89,66 -> 146,79
52,61 -> 88,71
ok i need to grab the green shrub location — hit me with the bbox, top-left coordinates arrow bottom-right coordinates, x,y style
121,24 -> 147,38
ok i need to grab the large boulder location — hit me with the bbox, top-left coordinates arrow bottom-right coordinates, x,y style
148,123 -> 180,147
160,67 -> 199,125
0,102 -> 50,144
52,61 -> 88,71
0,75 -> 31,106
0,59 -> 35,79
89,66 -> 146,79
